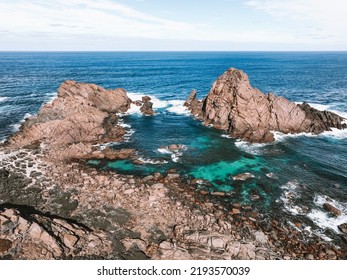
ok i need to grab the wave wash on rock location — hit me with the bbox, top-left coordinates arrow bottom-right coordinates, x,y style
185,68 -> 346,143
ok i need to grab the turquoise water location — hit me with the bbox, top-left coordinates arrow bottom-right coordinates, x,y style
1,51 -> 347,242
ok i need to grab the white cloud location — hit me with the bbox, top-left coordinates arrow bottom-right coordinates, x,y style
0,0 -> 346,50
0,0 -> 204,40
245,0 -> 347,45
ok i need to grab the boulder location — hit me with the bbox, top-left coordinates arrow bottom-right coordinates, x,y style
338,223 -> 347,234
0,238 -> 12,253
323,203 -> 341,216
185,68 -> 346,143
254,231 -> 268,244
233,173 -> 255,181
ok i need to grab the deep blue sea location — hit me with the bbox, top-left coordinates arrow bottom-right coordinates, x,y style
0,51 -> 346,243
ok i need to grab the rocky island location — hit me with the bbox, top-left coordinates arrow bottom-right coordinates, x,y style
185,68 -> 346,143
1,70 -> 346,260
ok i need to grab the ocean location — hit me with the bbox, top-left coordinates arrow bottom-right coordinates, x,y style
0,51 -> 346,244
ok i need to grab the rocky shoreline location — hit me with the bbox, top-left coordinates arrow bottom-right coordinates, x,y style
1,71 -> 347,260
1,147 -> 346,259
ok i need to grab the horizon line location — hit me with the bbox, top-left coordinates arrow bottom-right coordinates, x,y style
1,50 -> 347,53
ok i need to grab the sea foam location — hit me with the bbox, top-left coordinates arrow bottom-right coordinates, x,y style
137,157 -> 168,165
44,92 -> 57,104
11,113 -> 32,132
307,195 -> 347,233
279,181 -> 305,216
166,100 -> 190,115
234,140 -> 268,155
127,92 -> 189,116
156,145 -> 187,162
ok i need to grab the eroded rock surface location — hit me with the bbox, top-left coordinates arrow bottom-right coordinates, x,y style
140,96 -> 155,116
5,81 -> 131,160
0,207 -> 111,259
185,68 -> 346,143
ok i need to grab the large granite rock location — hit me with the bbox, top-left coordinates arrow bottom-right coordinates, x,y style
5,81 -> 131,159
185,68 -> 346,143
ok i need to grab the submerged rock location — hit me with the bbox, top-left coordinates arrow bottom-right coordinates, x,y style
233,172 -> 255,181
168,144 -> 185,152
185,68 -> 346,143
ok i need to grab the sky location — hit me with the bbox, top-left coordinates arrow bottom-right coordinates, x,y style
0,0 -> 346,51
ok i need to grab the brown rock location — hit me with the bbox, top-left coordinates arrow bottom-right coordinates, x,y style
200,190 -> 209,195
232,208 -> 241,214
63,234 -> 79,248
0,208 -> 111,259
323,203 -> 341,216
167,144 -> 185,152
254,231 -> 268,244
133,100 -> 143,106
167,174 -> 180,180
232,203 -> 242,209
28,223 -> 43,240
184,90 -> 202,116
5,81 -> 132,160
140,96 -> 155,116
338,223 -> 347,234
124,189 -> 135,195
325,249 -> 337,260
100,148 -> 135,160
211,191 -> 226,196
185,68 -> 346,143
58,80 -> 131,113
0,238 -> 12,253
210,237 -> 225,249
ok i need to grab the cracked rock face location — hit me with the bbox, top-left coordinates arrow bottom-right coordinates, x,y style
185,68 -> 346,143
5,81 -> 131,160
0,207 -> 111,259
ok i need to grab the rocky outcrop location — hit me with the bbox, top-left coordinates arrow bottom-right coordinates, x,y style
185,68 -> 346,143
0,207 -> 112,259
5,81 -> 131,160
184,90 -> 202,117
140,96 -> 155,116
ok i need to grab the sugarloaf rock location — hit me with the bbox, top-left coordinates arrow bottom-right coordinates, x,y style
185,68 -> 346,143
